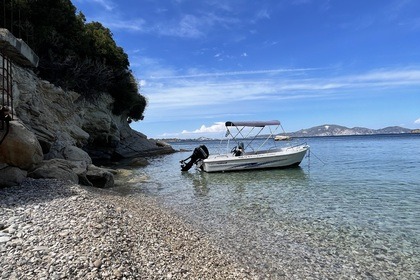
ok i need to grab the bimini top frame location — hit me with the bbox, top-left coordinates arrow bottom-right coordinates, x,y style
224,120 -> 282,153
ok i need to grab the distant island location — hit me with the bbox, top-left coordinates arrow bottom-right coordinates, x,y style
288,124 -> 416,137
163,124 -> 418,141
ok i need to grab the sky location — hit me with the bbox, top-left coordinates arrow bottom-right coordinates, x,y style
72,0 -> 420,139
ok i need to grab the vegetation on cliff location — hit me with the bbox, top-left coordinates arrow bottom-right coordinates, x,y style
0,0 -> 145,121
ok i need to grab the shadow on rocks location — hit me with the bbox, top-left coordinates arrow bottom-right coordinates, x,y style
0,178 -> 80,208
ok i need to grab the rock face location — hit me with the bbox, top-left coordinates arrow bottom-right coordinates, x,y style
0,63 -> 174,187
12,66 -> 174,161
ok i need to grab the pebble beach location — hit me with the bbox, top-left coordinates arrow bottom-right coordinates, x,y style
2,172 -> 418,280
0,179 -> 257,279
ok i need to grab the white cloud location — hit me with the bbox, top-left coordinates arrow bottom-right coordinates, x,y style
73,0 -> 116,12
152,13 -> 239,39
78,10 -> 147,32
88,5 -> 240,38
147,68 -> 320,79
104,18 -> 146,32
143,67 -> 420,107
159,15 -> 204,38
138,79 -> 147,87
415,118 -> 420,124
255,9 -> 270,20
137,67 -> 420,123
91,0 -> 116,11
352,69 -> 420,82
181,122 -> 226,134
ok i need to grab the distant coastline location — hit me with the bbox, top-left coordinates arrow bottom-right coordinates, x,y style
288,124 -> 414,138
161,124 -> 418,141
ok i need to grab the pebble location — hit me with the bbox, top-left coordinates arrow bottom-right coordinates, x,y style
0,179 -> 256,279
3,178 -> 414,279
0,236 -> 11,243
93,259 -> 102,268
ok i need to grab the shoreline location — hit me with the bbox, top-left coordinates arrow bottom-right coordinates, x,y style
2,175 -> 417,279
0,179 -> 258,279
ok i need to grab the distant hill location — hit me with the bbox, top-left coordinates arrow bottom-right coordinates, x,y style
289,124 -> 412,137
162,124 -> 415,141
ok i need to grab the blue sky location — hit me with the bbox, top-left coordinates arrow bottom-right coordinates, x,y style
72,0 -> 420,138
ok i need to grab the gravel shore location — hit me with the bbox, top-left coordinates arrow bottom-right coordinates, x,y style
0,179 -> 258,279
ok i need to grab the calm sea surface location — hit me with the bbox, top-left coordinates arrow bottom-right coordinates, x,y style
117,134 -> 420,278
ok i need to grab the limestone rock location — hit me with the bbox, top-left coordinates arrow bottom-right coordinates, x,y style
30,126 -> 56,153
63,146 -> 92,164
67,124 -> 90,147
67,159 -> 89,177
86,164 -> 114,188
0,165 -> 27,187
0,121 -> 43,170
11,62 -> 174,165
63,152 -> 93,187
28,159 -> 78,183
114,126 -> 175,159
129,157 -> 149,167
13,69 -> 89,152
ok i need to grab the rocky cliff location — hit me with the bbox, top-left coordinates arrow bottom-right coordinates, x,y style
0,64 -> 174,187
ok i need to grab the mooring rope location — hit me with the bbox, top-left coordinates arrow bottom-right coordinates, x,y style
308,147 -> 326,165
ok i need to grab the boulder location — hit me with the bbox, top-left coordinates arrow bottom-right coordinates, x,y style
86,164 -> 114,188
0,164 -> 27,187
64,153 -> 92,187
114,127 -> 175,159
28,159 -> 78,183
0,121 -> 43,170
63,145 -> 92,164
129,157 -> 149,167
26,156 -> 113,188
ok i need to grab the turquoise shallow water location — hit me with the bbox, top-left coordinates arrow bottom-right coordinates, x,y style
122,134 -> 420,278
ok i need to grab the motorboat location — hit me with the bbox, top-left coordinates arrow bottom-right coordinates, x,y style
180,120 -> 309,172
275,135 -> 291,141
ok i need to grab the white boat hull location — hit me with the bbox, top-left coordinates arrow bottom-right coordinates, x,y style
201,144 -> 309,172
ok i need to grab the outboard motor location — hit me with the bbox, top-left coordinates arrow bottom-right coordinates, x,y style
180,145 -> 209,171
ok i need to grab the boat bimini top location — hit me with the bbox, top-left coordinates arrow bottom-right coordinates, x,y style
225,120 -> 281,127
224,120 -> 282,153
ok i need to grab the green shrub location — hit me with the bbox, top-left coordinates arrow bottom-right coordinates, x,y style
0,0 -> 146,119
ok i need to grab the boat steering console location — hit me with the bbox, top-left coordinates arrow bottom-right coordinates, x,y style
231,142 -> 244,156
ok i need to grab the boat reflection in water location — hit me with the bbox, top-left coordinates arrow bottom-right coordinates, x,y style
181,166 -> 309,198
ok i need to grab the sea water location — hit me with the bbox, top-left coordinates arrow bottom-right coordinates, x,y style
119,134 -> 420,278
